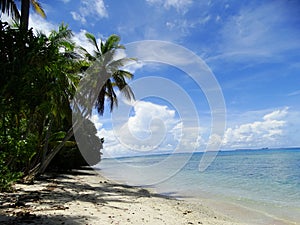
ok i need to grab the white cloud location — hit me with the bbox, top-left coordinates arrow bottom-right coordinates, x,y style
208,1 -> 300,63
92,105 -> 300,157
29,13 -> 57,35
223,108 -> 289,149
90,114 -> 103,131
0,13 -> 54,35
71,0 -> 108,24
263,107 -> 288,121
70,12 -> 86,24
108,100 -> 179,154
146,0 -> 193,14
72,29 -> 96,54
61,0 -> 70,3
95,100 -> 202,158
206,1 -> 300,66
122,61 -> 145,74
287,90 -> 300,97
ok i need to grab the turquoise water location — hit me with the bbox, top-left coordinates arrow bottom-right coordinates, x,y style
98,149 -> 300,224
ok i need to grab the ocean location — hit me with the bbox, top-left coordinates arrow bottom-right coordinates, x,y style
97,148 -> 300,224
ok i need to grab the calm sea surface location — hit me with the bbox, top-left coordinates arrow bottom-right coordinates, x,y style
98,148 -> 300,224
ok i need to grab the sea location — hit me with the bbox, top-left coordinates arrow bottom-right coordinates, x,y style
96,148 -> 300,224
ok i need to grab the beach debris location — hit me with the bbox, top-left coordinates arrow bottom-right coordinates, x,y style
183,210 -> 192,215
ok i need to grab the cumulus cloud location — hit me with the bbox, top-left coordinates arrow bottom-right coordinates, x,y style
71,0 -> 108,24
94,100 -> 202,158
90,114 -> 103,131
29,13 -> 56,35
89,105 -> 300,158
223,107 -> 289,149
107,100 -> 179,154
263,107 -> 288,121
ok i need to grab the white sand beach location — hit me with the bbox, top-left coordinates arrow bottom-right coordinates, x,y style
0,168 -> 249,225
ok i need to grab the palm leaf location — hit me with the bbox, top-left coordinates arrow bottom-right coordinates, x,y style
116,70 -> 134,79
96,88 -> 106,115
85,33 -> 100,54
112,71 -> 135,101
30,0 -> 46,18
105,79 -> 118,112
0,0 -> 20,21
102,34 -> 122,53
107,58 -> 135,71
82,33 -> 136,115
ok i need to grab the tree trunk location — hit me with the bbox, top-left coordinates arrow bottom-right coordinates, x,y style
39,127 -> 74,174
20,0 -> 30,30
41,117 -> 53,166
22,126 -> 74,182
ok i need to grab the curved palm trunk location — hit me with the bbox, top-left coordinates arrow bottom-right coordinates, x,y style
20,0 -> 30,30
24,126 -> 74,182
39,126 -> 74,174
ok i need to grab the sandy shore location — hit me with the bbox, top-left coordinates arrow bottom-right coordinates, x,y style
0,168 -> 246,225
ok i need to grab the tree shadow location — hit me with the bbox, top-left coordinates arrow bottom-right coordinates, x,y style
0,213 -> 84,225
0,168 -> 180,224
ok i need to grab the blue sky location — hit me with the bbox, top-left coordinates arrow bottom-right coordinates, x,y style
2,0 -> 300,157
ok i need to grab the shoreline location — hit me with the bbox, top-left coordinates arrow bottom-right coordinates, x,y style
182,194 -> 298,225
1,168 -> 245,225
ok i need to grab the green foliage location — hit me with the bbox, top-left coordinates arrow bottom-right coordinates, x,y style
0,20 -> 135,191
0,163 -> 22,192
0,20 -> 85,190
83,32 -> 135,115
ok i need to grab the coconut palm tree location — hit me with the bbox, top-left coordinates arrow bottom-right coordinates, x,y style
0,0 -> 45,30
20,0 -> 45,30
83,33 -> 135,115
36,33 -> 136,176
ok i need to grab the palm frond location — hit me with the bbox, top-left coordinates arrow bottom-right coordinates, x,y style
112,71 -> 135,101
85,33 -> 100,54
116,70 -> 134,79
107,58 -> 135,72
96,88 -> 106,115
0,0 -> 20,21
102,34 -> 121,53
78,46 -> 96,61
84,33 -> 136,115
105,79 -> 118,112
30,0 -> 46,18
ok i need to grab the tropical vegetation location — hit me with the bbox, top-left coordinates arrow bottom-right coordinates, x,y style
0,3 -> 135,191
0,0 -> 45,30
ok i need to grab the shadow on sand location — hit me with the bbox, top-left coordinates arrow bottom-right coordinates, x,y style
0,167 -> 178,224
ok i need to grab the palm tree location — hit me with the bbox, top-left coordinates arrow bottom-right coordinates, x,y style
83,33 -> 135,115
26,25 -> 83,176
36,33 -> 136,175
20,0 -> 45,30
0,0 -> 45,30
